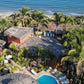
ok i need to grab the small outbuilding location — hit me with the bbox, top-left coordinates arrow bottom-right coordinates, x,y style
4,27 -> 33,44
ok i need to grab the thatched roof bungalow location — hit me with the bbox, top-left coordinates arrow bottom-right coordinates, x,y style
0,73 -> 38,84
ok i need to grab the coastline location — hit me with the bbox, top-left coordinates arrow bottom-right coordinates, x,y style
0,10 -> 84,20
0,11 -> 53,19
0,0 -> 84,17
0,11 -> 14,19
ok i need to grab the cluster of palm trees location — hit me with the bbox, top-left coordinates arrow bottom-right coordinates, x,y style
9,7 -> 84,32
11,46 -> 55,72
52,12 -> 83,31
0,7 -> 84,33
59,26 -> 84,83
1,45 -> 54,73
8,7 -> 49,31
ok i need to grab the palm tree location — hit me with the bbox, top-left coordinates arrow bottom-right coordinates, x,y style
10,13 -> 17,21
31,10 -> 48,32
53,12 -> 63,31
63,15 -> 74,30
13,20 -> 20,26
18,7 -> 31,27
76,60 -> 84,76
18,7 -> 30,17
0,19 -> 12,33
74,16 -> 82,25
76,42 -> 84,75
9,13 -> 21,26
79,42 -> 84,60
23,17 -> 36,27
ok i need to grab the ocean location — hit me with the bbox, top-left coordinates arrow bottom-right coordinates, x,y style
0,0 -> 84,16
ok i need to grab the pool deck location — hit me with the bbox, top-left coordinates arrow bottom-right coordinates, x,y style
14,66 -> 70,84
14,68 -> 61,84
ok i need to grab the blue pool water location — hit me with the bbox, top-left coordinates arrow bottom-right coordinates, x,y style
37,75 -> 58,84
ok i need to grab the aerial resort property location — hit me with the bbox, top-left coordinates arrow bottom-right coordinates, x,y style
0,5 -> 84,84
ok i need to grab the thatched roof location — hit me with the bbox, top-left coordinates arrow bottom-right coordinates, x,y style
0,40 -> 6,46
0,73 -> 38,84
0,40 -> 6,49
4,27 -> 33,40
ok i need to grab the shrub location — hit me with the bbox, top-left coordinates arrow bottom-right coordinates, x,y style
9,42 -> 16,51
33,67 -> 39,73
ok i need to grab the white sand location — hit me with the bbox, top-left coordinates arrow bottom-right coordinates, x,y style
0,11 -> 14,19
0,11 -> 52,19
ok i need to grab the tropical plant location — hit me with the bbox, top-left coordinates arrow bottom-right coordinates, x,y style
0,19 -> 12,32
18,7 -> 30,17
74,16 -> 82,25
12,54 -> 18,62
31,10 -> 48,31
52,12 -> 63,31
9,42 -> 16,51
10,13 -> 17,21
18,47 -> 28,57
63,15 -> 74,30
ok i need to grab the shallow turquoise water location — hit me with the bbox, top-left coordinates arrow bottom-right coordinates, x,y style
0,0 -> 84,16
37,75 -> 58,84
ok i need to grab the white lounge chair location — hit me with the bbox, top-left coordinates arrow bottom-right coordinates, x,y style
61,80 -> 69,84
31,69 -> 37,75
55,72 -> 62,77
46,67 -> 52,72
1,60 -> 8,64
51,68 -> 57,74
59,75 -> 66,80
53,68 -> 57,72
5,55 -> 12,59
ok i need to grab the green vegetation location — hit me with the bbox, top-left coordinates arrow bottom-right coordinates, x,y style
0,19 -> 12,33
8,7 -> 49,30
57,26 -> 84,83
9,42 -> 16,51
0,50 -> 19,73
12,46 -> 55,72
0,7 -> 84,33
0,7 -> 84,83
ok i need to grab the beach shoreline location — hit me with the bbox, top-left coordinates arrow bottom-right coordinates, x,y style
0,11 -> 53,19
0,10 -> 84,20
0,11 -> 14,19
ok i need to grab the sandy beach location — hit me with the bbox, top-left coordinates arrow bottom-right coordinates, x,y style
0,11 -> 14,19
0,11 -> 52,20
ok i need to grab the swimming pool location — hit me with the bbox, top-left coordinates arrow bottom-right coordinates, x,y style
37,75 -> 58,84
